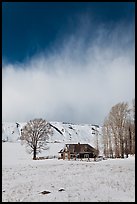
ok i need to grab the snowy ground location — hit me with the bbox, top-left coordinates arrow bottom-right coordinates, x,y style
2,142 -> 135,202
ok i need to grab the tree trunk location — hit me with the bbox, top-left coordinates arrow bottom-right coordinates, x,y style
129,126 -> 132,154
121,143 -> 124,158
125,138 -> 128,158
33,146 -> 37,160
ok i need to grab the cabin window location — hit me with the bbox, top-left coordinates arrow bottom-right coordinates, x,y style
84,154 -> 89,158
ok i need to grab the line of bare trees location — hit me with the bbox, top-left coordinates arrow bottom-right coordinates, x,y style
102,99 -> 135,158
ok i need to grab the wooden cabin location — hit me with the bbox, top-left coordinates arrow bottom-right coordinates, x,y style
58,143 -> 99,160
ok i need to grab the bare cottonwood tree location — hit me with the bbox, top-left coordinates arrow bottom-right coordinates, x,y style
108,102 -> 130,158
102,117 -> 113,158
127,98 -> 135,155
132,98 -> 135,154
102,102 -> 132,158
20,118 -> 53,160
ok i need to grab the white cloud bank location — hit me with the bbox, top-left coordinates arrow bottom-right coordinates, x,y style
2,21 -> 135,125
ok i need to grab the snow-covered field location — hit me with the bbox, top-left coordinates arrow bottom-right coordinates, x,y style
2,142 -> 135,202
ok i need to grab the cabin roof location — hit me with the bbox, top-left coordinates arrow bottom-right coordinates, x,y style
58,143 -> 97,154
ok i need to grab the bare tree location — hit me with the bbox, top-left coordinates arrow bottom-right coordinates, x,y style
102,117 -> 113,158
132,98 -> 135,121
109,102 -> 130,158
131,98 -> 135,154
122,99 -> 135,156
102,102 -> 131,158
20,118 -> 53,160
92,125 -> 100,152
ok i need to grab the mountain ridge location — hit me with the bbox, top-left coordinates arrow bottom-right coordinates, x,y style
2,121 -> 103,154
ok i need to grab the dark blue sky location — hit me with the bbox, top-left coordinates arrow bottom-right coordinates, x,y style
2,2 -> 135,64
2,2 -> 135,123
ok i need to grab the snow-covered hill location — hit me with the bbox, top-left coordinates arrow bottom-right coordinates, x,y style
2,121 -> 103,155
